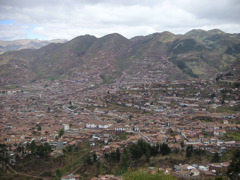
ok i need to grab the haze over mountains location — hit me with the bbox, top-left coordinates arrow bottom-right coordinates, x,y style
0,29 -> 239,86
0,39 -> 67,54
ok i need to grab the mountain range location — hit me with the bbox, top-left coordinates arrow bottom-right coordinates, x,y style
0,39 -> 67,54
0,29 -> 239,86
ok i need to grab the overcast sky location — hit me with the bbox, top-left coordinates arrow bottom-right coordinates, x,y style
0,0 -> 240,40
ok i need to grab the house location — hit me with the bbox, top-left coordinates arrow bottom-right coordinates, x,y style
91,174 -> 121,180
177,171 -> 190,177
214,130 -> 226,137
199,165 -> 209,171
86,120 -> 112,129
223,120 -> 229,125
190,169 -> 200,176
61,174 -> 80,180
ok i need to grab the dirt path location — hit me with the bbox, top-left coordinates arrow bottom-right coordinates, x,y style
6,164 -> 42,179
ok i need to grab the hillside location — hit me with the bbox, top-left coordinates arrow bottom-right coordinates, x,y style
0,29 -> 239,86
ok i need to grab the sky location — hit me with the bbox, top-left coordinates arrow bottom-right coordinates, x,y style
0,0 -> 240,41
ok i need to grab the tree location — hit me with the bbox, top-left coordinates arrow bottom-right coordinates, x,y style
211,153 -> 220,163
116,148 -> 121,162
86,155 -> 93,165
130,144 -> 143,160
36,124 -> 41,131
122,149 -> 129,170
55,169 -> 62,179
160,143 -> 170,156
93,153 -> 97,162
150,144 -> 159,156
0,144 -> 8,163
180,141 -> 184,148
210,92 -> 216,99
186,145 -> 193,158
30,140 -> 37,155
58,128 -> 64,138
128,115 -> 133,121
16,145 -> 24,156
43,143 -> 52,156
227,149 -> 240,180
145,144 -> 150,163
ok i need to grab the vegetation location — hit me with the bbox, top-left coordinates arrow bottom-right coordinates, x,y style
169,57 -> 199,78
186,145 -> 206,158
123,170 -> 176,180
117,132 -> 129,140
211,105 -> 240,113
58,128 -> 64,138
27,141 -> 52,157
226,132 -> 240,141
211,153 -> 220,163
99,74 -> 116,84
227,149 -> 240,180
0,144 -> 9,163
104,148 -> 121,163
1,84 -> 19,89
129,140 -> 170,161
47,76 -> 65,81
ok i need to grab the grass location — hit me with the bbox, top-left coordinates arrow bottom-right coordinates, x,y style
99,74 -> 115,84
123,169 -> 176,180
68,105 -> 77,110
1,84 -> 19,89
0,173 -> 35,180
226,132 -> 240,141
103,102 -> 143,113
57,143 -> 91,177
117,133 -> 129,140
47,76 -> 65,81
210,105 -> 240,114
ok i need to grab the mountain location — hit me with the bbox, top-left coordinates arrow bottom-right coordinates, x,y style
0,29 -> 239,86
0,39 -> 67,54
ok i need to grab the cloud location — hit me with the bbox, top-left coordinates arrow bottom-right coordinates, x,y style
0,24 -> 29,40
0,0 -> 240,40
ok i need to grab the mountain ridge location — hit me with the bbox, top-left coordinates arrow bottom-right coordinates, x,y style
0,39 -> 67,54
0,29 -> 239,86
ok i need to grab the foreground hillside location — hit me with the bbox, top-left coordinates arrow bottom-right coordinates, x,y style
0,29 -> 239,86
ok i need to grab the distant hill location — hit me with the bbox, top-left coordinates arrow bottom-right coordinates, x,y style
0,39 -> 67,54
0,29 -> 239,86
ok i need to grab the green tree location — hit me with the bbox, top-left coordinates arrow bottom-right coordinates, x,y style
93,153 -> 97,162
16,145 -> 24,155
211,153 -> 220,163
130,144 -> 143,160
160,143 -> 170,156
36,124 -> 41,131
86,154 -> 93,165
145,144 -> 150,163
116,148 -> 121,162
227,149 -> 240,180
210,92 -> 216,99
186,145 -> 193,158
0,144 -> 8,163
58,128 -> 64,138
122,149 -> 129,170
180,141 -> 184,148
129,115 -> 133,120
30,140 -> 37,155
55,169 -> 62,179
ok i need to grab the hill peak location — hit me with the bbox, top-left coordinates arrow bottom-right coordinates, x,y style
207,29 -> 225,35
